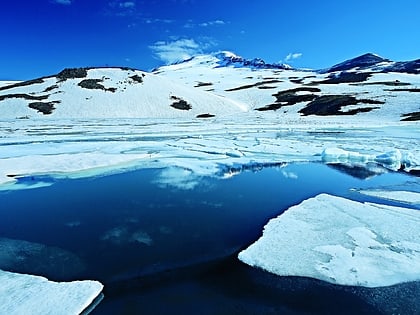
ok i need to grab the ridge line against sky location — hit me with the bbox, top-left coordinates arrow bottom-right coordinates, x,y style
1,0 -> 419,79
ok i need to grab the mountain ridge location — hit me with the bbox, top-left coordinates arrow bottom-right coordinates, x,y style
161,51 -> 420,74
0,51 -> 419,121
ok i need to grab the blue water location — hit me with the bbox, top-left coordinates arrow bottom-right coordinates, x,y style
0,162 -> 419,314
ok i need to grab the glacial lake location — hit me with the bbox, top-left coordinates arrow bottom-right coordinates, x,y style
0,162 -> 419,314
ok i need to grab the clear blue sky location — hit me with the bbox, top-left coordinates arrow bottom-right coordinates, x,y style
1,0 -> 419,79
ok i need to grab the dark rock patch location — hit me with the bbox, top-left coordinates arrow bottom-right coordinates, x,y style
289,76 -> 306,84
290,79 -> 304,84
225,84 -> 257,92
129,74 -> 145,84
57,68 -> 88,81
299,95 -> 384,116
78,79 -> 116,92
196,113 -> 215,118
170,96 -> 192,110
78,79 -> 104,90
28,101 -> 60,115
43,85 -> 59,93
273,87 -> 321,102
225,80 -> 282,92
257,86 -> 277,90
0,93 -> 49,101
401,111 -> 420,121
319,72 -> 372,84
385,88 -> 420,92
194,82 -> 213,87
256,87 -> 321,111
352,81 -> 411,87
256,103 -> 283,111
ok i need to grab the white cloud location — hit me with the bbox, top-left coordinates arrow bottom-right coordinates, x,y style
199,20 -> 226,27
53,0 -> 72,4
285,52 -> 303,62
149,38 -> 216,64
145,18 -> 174,24
184,20 -> 227,28
119,1 -> 135,8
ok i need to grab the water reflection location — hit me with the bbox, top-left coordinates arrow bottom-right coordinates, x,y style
0,162 -> 418,314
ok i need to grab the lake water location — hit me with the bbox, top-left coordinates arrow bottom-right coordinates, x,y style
0,162 -> 419,314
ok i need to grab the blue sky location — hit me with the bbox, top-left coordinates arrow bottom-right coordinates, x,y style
1,0 -> 419,79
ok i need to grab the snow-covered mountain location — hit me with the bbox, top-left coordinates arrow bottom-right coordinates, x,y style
155,51 -> 420,121
164,51 -> 292,71
0,67 -> 247,119
0,51 -> 419,121
320,53 -> 392,73
321,53 -> 420,74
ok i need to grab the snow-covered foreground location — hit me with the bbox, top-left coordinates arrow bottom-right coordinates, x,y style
0,269 -> 103,315
239,194 -> 420,288
0,115 -> 418,188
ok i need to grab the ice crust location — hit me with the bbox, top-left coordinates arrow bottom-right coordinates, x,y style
357,190 -> 420,204
322,147 -> 418,172
238,194 -> 420,288
0,269 -> 103,315
0,118 -> 418,188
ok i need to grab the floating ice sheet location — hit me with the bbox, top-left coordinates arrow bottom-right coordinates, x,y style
322,147 -> 419,172
239,194 -> 420,288
357,189 -> 420,205
0,269 -> 103,315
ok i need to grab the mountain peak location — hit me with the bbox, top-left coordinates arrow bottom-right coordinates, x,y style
160,51 -> 292,71
213,51 -> 292,70
323,53 -> 391,73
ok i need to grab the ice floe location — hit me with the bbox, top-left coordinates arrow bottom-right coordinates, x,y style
322,147 -> 418,172
238,194 -> 420,288
0,269 -> 103,315
357,189 -> 420,205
